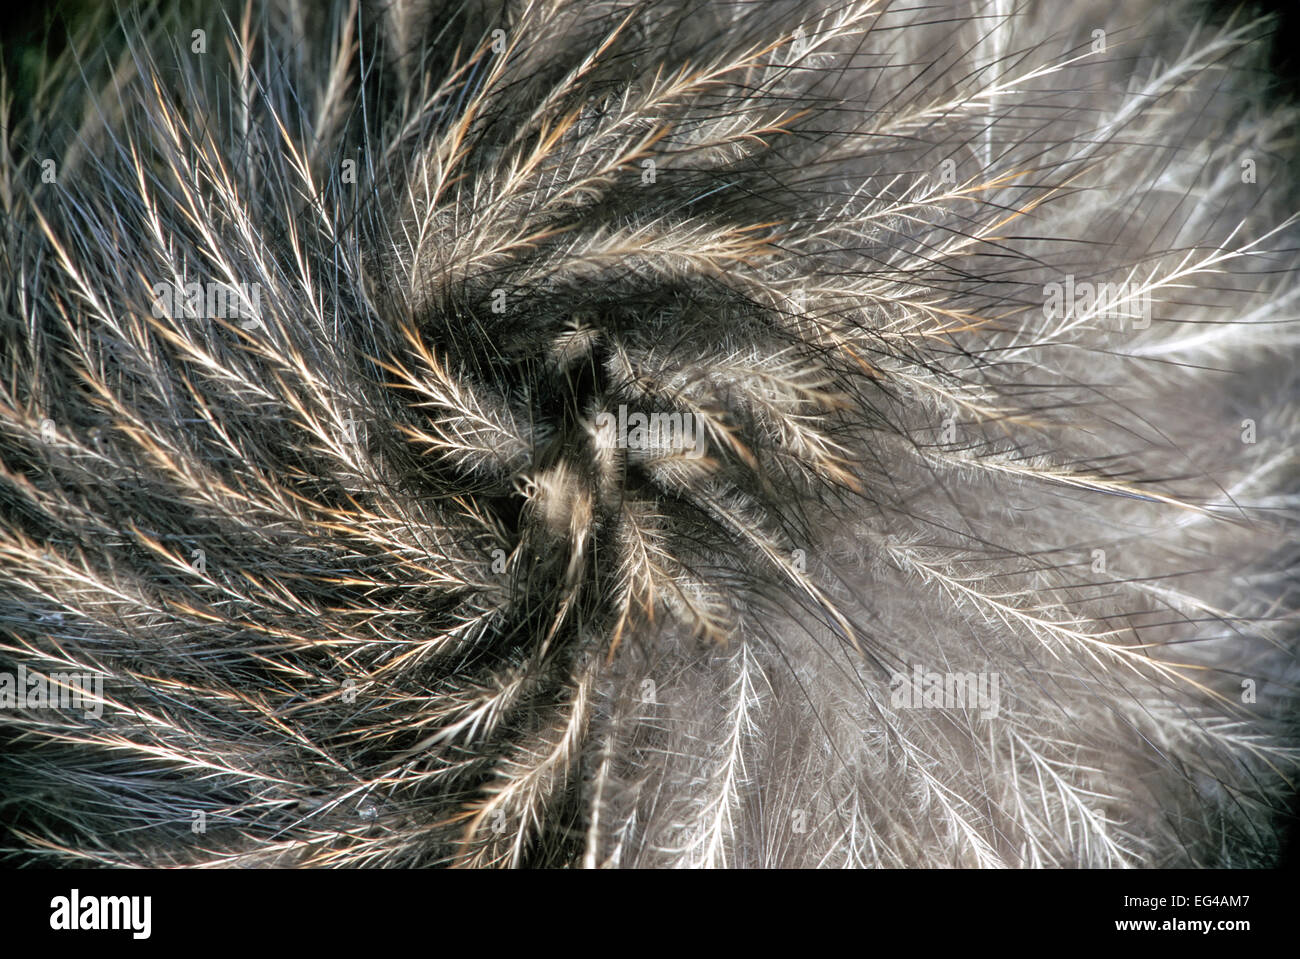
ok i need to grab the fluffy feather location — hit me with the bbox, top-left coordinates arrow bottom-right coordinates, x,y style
0,0 -> 1297,867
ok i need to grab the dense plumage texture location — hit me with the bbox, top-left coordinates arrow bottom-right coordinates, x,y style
0,0 -> 1297,867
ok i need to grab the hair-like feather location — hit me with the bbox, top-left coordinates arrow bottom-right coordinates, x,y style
0,0 -> 1297,867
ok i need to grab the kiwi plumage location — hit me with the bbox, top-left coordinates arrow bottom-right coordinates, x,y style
1,0 -> 1297,867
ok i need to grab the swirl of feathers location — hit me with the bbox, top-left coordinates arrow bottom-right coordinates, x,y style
0,0 -> 1297,869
